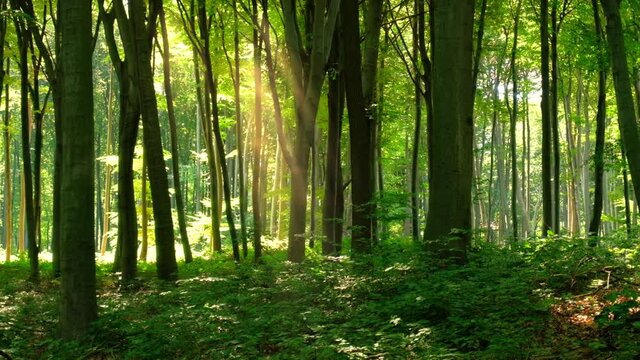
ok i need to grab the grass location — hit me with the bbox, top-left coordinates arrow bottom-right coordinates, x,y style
1,236 -> 640,359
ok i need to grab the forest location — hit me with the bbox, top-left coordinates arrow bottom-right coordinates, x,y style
2,0 -> 640,358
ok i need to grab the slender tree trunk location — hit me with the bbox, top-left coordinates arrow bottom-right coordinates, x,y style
159,7 -> 192,263
121,0 -> 178,279
562,77 -> 580,235
509,1 -> 521,240
2,58 -> 10,262
323,28 -> 345,255
232,0 -> 249,258
410,0 -> 422,243
251,0 -> 264,261
101,71 -> 114,256
621,141 -> 632,238
99,0 -> 141,278
140,153 -> 148,261
270,142 -> 280,236
581,76 -> 592,233
194,0 -> 239,260
551,2 -> 561,234
15,21 -> 38,280
541,0 -> 553,237
192,50 -> 222,253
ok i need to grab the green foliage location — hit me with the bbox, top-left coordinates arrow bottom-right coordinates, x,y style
3,236 -> 640,359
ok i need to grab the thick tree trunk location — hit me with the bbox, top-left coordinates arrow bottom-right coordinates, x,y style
58,0 -> 97,338
343,0 -> 373,255
362,0 -> 383,244
280,0 -> 339,262
599,0 -> 640,215
424,0 -> 474,263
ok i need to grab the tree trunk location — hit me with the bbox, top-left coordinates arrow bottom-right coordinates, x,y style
193,0 -> 239,260
540,0 -> 553,237
410,0 -> 422,243
126,0 -> 178,279
100,71 -> 114,256
159,7 -> 192,263
280,0 -> 339,262
550,2 -> 561,234
58,0 -> 97,337
509,1 -> 521,240
599,0 -> 640,216
15,19 -> 38,280
99,0 -> 141,278
140,152 -> 148,261
362,0 -> 383,245
323,30 -> 345,255
343,0 -> 373,255
251,0 -> 264,262
424,0 -> 474,263
232,0 -> 249,258
3,57 -> 10,262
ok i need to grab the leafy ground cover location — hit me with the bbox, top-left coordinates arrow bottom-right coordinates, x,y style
1,237 -> 640,359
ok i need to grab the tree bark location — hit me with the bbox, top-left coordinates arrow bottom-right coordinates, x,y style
251,0 -> 265,261
2,58 -> 10,263
424,0 -> 475,263
509,1 -> 521,240
540,0 -> 553,237
14,17 -> 38,280
599,0 -> 640,220
323,28 -> 345,255
58,0 -> 97,338
281,0 -> 340,262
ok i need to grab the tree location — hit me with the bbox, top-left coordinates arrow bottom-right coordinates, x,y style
322,21 -> 345,255
588,0 -> 607,240
58,0 -> 98,338
599,0 -> 640,218
12,4 -> 38,280
280,0 -> 340,262
158,5 -> 193,263
343,0 -> 373,255
423,0 -> 475,263
540,0 -> 553,237
98,0 -> 141,278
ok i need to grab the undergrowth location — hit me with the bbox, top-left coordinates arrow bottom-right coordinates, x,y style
1,236 -> 640,359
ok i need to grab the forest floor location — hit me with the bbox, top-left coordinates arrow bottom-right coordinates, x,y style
1,237 -> 640,359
